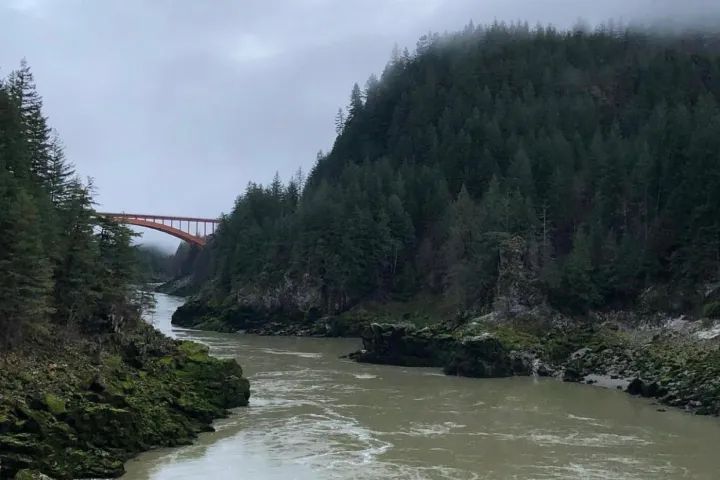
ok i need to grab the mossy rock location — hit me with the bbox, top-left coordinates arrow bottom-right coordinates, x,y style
178,341 -> 212,362
14,469 -> 54,480
42,394 -> 66,416
0,323 -> 250,479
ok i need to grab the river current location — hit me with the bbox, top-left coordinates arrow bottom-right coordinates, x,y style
123,293 -> 720,479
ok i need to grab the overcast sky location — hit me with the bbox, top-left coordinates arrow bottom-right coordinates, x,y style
1,0 -> 718,251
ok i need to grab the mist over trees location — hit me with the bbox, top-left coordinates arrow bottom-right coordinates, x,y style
0,61 -> 143,348
197,23 -> 720,317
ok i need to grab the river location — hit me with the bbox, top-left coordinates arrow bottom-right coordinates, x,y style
123,293 -> 720,479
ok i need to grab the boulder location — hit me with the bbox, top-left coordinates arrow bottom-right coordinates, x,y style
443,334 -> 514,378
626,378 -> 644,395
354,323 -> 444,367
562,366 -> 584,382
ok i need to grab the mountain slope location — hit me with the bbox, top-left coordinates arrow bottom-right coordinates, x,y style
177,24 -> 720,330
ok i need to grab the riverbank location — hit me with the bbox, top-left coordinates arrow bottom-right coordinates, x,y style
0,322 -> 250,480
171,295 -> 720,418
351,317 -> 720,417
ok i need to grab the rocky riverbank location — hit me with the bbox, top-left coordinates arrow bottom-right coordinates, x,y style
155,275 -> 199,297
172,298 -> 366,337
0,323 -> 250,479
350,317 -> 720,416
173,291 -> 720,418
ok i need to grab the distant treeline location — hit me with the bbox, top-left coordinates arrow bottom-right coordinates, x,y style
198,23 -> 720,315
135,242 -> 202,283
0,61 -> 142,348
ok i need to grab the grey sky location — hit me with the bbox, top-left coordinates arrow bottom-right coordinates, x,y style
1,0 -> 717,251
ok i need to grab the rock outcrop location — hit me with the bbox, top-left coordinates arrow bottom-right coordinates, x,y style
0,325 -> 250,479
493,236 -> 548,318
350,319 -> 720,417
351,323 -> 533,378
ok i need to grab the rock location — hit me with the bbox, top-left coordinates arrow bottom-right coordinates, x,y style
13,469 -> 54,480
627,378 -> 644,395
41,394 -> 66,416
535,363 -> 553,377
354,323 -> 446,367
89,374 -> 107,393
492,236 -> 549,318
444,335 -> 515,378
509,351 -> 534,376
626,378 -> 666,398
562,366 -> 584,382
641,381 -> 666,398
0,335 -> 250,479
571,348 -> 591,360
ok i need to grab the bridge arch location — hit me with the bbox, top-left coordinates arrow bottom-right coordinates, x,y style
99,213 -> 220,247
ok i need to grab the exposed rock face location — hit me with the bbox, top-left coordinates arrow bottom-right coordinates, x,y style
155,275 -> 197,297
444,335 -> 516,377
352,324 -> 452,367
493,236 -> 548,318
232,274 -> 324,314
352,323 -> 531,378
172,297 -> 366,337
172,274 -> 332,334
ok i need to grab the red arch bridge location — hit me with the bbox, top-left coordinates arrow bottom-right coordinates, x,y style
98,212 -> 220,247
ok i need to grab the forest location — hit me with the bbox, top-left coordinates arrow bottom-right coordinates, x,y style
197,23 -> 720,318
0,61 -> 142,349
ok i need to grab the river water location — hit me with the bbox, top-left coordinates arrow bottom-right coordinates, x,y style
123,293 -> 720,479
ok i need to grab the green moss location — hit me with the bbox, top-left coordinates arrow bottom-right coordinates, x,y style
158,356 -> 175,367
0,330 -> 250,479
341,294 -> 456,329
105,354 -> 123,370
482,325 -> 541,350
178,341 -> 212,362
178,340 -> 208,356
43,394 -> 66,416
14,469 -> 51,480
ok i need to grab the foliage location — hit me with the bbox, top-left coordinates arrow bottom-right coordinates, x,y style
134,245 -> 173,283
202,23 -> 720,316
0,62 -> 142,348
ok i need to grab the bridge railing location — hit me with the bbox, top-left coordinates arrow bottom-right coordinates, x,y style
97,212 -> 221,246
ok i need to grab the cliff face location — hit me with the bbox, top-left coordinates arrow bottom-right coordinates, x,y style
172,235 -> 550,332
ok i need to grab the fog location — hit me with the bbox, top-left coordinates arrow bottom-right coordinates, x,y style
1,0 -> 718,250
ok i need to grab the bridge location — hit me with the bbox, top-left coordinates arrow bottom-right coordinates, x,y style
98,212 -> 221,247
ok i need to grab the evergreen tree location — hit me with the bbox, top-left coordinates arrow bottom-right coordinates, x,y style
192,25 -> 720,318
0,178 -> 53,346
0,62 -> 144,348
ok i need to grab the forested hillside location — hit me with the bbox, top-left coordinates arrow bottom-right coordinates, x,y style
0,63 -> 251,478
0,61 -> 141,348
196,24 -> 720,319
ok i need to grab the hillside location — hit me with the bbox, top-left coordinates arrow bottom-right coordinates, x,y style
176,24 -> 720,331
0,63 -> 250,479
